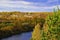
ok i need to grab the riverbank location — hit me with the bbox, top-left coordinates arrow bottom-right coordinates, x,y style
0,26 -> 33,39
2,32 -> 32,40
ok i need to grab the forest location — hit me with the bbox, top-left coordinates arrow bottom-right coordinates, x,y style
0,8 -> 60,40
31,8 -> 60,40
0,11 -> 51,39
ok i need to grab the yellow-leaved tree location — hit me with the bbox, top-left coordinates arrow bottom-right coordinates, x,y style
31,23 -> 41,40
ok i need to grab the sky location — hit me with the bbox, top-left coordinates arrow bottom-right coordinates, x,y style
0,0 -> 59,12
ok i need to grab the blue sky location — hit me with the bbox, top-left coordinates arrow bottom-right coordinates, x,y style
0,0 -> 59,12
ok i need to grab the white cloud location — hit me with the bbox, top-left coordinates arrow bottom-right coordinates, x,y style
0,0 -> 59,12
0,1 -> 37,8
0,1 -> 32,4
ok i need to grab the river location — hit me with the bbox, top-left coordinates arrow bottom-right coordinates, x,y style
2,32 -> 32,40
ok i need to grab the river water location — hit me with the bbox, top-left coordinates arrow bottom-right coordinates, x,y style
2,32 -> 32,40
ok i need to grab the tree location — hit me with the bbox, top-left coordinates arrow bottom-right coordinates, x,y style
46,7 -> 60,40
31,23 -> 41,40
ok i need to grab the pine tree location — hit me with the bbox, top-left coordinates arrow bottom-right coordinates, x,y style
46,7 -> 60,40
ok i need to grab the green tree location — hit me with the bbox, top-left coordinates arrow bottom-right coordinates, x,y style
46,7 -> 60,40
